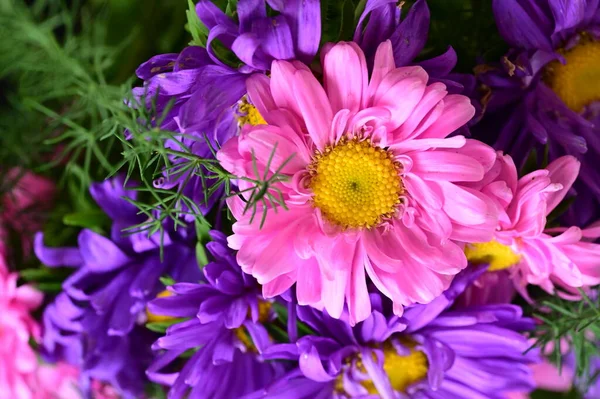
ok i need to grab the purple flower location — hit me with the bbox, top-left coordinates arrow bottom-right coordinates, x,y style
146,230 -> 285,399
133,1 -> 321,216
475,0 -> 600,226
254,269 -> 539,399
34,176 -> 201,398
355,0 -> 478,100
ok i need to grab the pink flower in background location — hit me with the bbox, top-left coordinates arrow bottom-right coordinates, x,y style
1,169 -> 55,257
34,362 -> 80,399
464,153 -> 600,298
0,262 -> 43,399
218,40 -> 498,324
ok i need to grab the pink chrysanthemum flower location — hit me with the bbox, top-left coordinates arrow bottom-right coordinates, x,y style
463,153 -> 600,298
217,40 -> 498,324
0,265 -> 44,398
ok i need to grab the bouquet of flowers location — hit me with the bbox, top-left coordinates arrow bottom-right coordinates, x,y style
1,0 -> 600,398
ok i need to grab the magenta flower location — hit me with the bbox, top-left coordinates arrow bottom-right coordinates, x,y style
217,40 -> 499,324
463,153 -> 600,298
0,263 -> 44,398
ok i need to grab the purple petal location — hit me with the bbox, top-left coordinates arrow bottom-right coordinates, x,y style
492,0 -> 553,51
389,0 -> 430,66
283,0 -> 321,63
548,0 -> 587,33
34,233 -> 83,267
299,345 -> 336,382
225,297 -> 250,328
237,0 -> 267,33
251,15 -> 295,61
136,53 -> 178,80
418,46 -> 457,78
78,230 -> 130,271
354,0 -> 399,61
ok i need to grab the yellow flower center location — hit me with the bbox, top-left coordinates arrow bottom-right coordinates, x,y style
544,37 -> 600,113
336,339 -> 428,394
146,290 -> 175,323
237,96 -> 266,126
464,240 -> 521,271
308,138 -> 403,229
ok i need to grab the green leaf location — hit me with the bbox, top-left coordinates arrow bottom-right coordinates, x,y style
19,267 -> 59,281
186,0 -> 209,47
226,0 -> 238,16
159,275 -> 176,286
62,209 -> 110,232
546,195 -> 576,225
196,241 -> 209,268
35,282 -> 63,292
339,0 -> 357,42
520,148 -> 538,176
146,318 -> 186,334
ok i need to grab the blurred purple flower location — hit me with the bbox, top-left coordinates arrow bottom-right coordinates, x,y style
34,176 -> 201,398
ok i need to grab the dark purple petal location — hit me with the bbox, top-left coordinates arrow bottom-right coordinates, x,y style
135,53 -> 178,80
492,0 -> 553,51
548,0 -> 588,32
354,0 -> 399,61
418,46 -> 457,78
282,0 -> 321,63
389,0 -> 430,66
251,15 -> 295,61
237,0 -> 267,33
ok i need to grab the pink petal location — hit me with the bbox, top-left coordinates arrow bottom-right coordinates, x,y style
270,60 -> 305,117
389,135 -> 466,153
439,182 -> 495,225
346,242 -> 371,325
372,72 -> 427,131
296,257 -> 322,306
544,155 -> 580,214
293,69 -> 333,151
368,40 -> 396,101
409,150 -> 485,182
393,82 -> 447,142
247,73 -> 276,116
418,94 -> 475,139
323,41 -> 368,113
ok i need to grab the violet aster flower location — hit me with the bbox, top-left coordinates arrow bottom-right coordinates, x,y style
134,0 -> 321,216
34,176 -> 201,398
255,269 -> 538,399
146,230 -> 285,399
475,0 -> 600,226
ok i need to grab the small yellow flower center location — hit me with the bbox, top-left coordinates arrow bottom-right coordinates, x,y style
308,138 -> 403,229
336,339 -> 428,394
146,290 -> 175,323
544,37 -> 600,113
464,240 -> 521,271
237,96 -> 266,126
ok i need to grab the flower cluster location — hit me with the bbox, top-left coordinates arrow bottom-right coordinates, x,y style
3,0 -> 600,398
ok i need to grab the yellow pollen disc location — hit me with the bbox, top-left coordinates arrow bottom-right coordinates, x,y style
464,240 -> 521,272
237,96 -> 266,126
544,37 -> 600,112
308,138 -> 403,229
146,290 -> 175,323
336,339 -> 428,394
